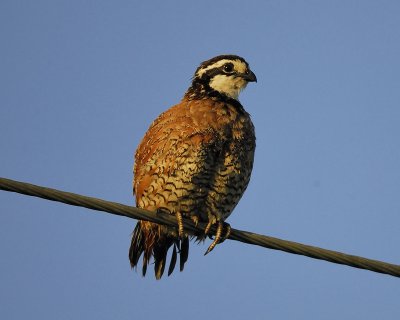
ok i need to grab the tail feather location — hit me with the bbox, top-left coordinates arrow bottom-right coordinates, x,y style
154,237 -> 172,279
142,261 -> 147,277
129,221 -> 189,279
180,237 -> 189,272
167,244 -> 178,276
129,222 -> 144,268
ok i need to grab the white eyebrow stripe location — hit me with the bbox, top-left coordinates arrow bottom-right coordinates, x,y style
196,59 -> 247,77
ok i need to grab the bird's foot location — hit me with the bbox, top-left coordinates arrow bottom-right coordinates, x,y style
204,221 -> 231,255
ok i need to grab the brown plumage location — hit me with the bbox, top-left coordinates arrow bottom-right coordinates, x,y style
129,55 -> 257,279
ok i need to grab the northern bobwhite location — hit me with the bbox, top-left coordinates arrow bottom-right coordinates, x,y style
129,55 -> 257,279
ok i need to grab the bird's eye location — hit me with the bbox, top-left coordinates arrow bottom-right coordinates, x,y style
222,63 -> 234,73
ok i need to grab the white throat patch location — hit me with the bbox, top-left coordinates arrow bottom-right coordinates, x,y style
209,74 -> 248,100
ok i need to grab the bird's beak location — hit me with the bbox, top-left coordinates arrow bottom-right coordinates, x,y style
241,69 -> 257,83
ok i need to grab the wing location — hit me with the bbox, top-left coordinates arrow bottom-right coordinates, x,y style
133,102 -> 220,219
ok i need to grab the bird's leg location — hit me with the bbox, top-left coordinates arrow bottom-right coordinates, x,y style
175,211 -> 184,239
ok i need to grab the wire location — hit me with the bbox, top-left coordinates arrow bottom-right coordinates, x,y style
1,177 -> 399,278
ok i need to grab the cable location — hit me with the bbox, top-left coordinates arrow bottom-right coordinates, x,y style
1,177 -> 399,278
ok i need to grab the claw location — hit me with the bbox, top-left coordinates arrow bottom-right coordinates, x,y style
191,215 -> 199,227
204,221 -> 223,255
204,220 -> 212,236
222,223 -> 231,242
204,221 -> 231,255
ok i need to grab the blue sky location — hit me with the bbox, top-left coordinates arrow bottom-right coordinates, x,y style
1,1 -> 400,319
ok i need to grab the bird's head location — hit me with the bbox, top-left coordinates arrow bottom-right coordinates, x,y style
187,55 -> 257,101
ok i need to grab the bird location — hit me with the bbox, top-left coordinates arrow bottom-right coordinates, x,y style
129,54 -> 257,279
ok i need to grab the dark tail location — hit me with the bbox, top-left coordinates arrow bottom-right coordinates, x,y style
129,221 -> 189,279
